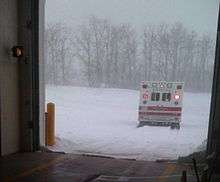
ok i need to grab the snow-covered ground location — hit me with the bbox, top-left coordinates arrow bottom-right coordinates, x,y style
46,86 -> 210,161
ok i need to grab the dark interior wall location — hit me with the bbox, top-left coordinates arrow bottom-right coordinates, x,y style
207,4 -> 220,167
18,0 -> 45,151
39,0 -> 45,146
0,0 -> 45,155
0,0 -> 20,155
18,0 -> 35,152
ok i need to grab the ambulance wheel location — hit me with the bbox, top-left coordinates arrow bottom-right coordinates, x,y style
170,123 -> 180,130
137,122 -> 144,128
175,124 -> 180,130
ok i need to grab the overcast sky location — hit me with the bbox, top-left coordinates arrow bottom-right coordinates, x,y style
46,0 -> 219,34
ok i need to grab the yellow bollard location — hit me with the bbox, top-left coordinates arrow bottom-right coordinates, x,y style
46,103 -> 55,146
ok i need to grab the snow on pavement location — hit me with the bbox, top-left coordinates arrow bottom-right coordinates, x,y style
46,86 -> 210,161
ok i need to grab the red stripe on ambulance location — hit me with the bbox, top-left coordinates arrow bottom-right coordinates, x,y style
139,112 -> 181,116
147,106 -> 182,111
139,106 -> 182,111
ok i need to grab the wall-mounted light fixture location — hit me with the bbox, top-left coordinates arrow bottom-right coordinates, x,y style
11,46 -> 24,58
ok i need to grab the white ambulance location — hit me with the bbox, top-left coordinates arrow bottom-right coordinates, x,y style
138,81 -> 184,129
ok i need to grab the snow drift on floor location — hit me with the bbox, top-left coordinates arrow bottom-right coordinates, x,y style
46,86 -> 210,161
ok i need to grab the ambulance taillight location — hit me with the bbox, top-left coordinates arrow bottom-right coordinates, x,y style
174,94 -> 180,100
143,93 -> 149,100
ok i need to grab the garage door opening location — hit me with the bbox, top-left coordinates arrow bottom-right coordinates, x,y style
44,0 -> 219,160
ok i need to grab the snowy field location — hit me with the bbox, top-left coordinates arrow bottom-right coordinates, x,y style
46,86 -> 210,161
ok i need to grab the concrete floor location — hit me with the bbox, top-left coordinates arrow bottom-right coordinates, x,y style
0,152 -> 197,182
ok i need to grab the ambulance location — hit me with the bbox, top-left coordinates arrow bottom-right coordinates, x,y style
138,81 -> 184,129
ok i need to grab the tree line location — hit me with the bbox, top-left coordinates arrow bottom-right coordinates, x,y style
45,16 -> 215,92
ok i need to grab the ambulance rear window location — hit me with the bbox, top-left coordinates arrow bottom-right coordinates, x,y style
162,93 -> 171,102
151,92 -> 160,101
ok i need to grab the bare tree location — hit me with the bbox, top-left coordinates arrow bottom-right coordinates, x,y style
45,23 -> 74,85
45,18 -> 215,92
